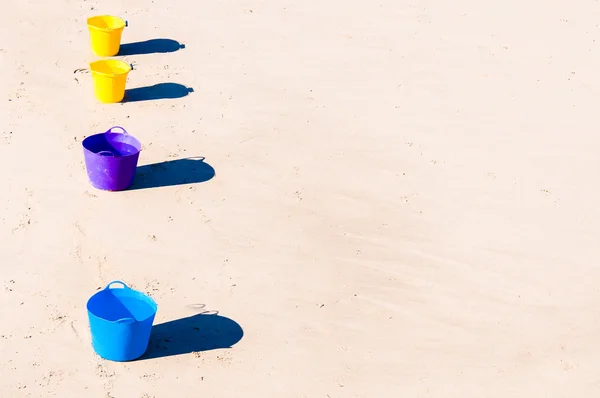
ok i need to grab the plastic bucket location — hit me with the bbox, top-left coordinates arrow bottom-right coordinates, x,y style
87,281 -> 157,362
90,60 -> 131,103
87,15 -> 126,56
82,126 -> 142,191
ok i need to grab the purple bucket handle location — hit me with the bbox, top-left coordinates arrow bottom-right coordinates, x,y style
97,151 -> 115,157
105,126 -> 129,135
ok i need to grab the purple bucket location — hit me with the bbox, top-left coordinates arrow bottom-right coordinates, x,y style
82,126 -> 142,191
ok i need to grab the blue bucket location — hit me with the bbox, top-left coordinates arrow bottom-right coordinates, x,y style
86,281 -> 157,361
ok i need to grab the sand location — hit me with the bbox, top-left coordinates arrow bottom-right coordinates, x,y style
1,0 -> 600,396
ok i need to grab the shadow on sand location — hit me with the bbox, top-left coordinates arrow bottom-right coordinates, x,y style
141,313 -> 244,359
118,38 -> 185,56
129,157 -> 215,190
124,83 -> 193,102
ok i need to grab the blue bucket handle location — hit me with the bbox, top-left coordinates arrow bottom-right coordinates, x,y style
104,281 -> 136,324
105,126 -> 129,135
104,280 -> 131,290
114,317 -> 136,324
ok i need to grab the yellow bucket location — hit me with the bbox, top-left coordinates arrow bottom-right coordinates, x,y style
87,16 -> 126,56
90,60 -> 132,103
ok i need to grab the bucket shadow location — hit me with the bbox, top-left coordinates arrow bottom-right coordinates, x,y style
118,39 -> 185,56
141,314 -> 244,359
124,83 -> 193,102
129,157 -> 215,190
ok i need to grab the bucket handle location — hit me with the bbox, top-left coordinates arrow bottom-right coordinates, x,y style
96,151 -> 115,157
114,317 -> 136,324
105,126 -> 129,135
105,280 -> 131,290
105,281 -> 136,324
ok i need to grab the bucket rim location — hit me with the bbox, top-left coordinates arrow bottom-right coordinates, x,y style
87,15 -> 126,32
82,133 -> 142,156
86,284 -> 158,324
87,306 -> 157,324
89,60 -> 132,78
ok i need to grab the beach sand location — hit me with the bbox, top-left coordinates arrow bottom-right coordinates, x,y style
1,0 -> 600,396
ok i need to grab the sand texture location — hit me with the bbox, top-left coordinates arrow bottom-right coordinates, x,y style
1,0 -> 600,397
